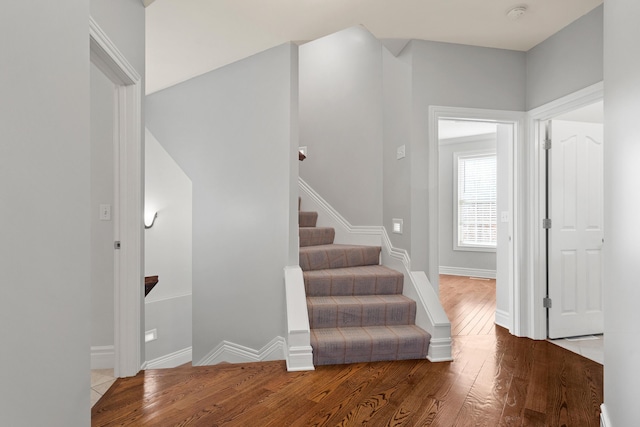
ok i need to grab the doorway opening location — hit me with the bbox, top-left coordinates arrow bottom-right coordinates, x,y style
429,106 -> 523,336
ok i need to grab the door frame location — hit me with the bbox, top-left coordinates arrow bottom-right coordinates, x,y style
527,81 -> 603,340
90,17 -> 144,378
428,106 -> 525,335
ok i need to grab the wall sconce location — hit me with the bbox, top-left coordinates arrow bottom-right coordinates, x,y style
145,212 -> 158,229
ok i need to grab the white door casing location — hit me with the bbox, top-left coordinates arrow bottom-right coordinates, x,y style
90,17 -> 144,377
547,120 -> 604,339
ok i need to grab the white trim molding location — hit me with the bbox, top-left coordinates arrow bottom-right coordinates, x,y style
600,404 -> 611,427
90,17 -> 144,378
197,337 -> 287,366
526,82 -> 603,340
145,347 -> 192,369
439,266 -> 496,279
91,345 -> 115,370
495,309 -> 510,330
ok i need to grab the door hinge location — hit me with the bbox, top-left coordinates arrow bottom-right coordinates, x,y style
543,139 -> 552,150
114,241 -> 121,250
542,218 -> 552,229
543,297 -> 552,308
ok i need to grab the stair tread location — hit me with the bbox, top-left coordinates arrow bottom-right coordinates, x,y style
307,294 -> 414,304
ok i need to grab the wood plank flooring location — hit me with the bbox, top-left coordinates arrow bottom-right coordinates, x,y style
439,274 -> 497,336
92,275 -> 603,426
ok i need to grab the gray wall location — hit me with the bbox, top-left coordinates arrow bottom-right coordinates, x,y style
1,2 -> 143,425
299,27 -> 384,226
526,5 -> 603,110
404,40 -> 526,274
603,0 -> 640,424
90,62 -> 115,350
145,43 -> 299,364
382,48 -> 412,251
438,135 -> 497,273
1,2 -> 90,426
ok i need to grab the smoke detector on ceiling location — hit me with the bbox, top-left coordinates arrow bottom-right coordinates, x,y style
507,6 -> 528,20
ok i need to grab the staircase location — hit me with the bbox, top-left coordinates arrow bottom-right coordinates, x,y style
299,207 -> 431,365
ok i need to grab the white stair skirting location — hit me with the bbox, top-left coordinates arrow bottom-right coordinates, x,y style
145,347 -> 192,369
91,345 -> 115,370
197,337 -> 286,366
284,265 -> 314,371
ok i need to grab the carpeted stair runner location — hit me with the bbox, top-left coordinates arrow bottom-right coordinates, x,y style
299,205 -> 430,366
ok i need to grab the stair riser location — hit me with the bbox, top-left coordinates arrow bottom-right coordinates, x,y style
310,326 -> 429,366
304,272 -> 403,296
299,227 -> 335,247
300,246 -> 381,271
307,300 -> 417,329
298,211 -> 318,228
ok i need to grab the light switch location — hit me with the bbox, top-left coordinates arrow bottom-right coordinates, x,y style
501,211 -> 509,223
100,204 -> 111,221
396,145 -> 406,160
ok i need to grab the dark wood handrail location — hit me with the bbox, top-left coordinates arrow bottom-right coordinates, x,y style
145,276 -> 159,297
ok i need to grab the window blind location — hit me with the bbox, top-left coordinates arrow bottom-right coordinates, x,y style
457,153 -> 497,248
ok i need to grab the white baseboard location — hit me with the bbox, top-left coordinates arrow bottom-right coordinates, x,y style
495,309 -> 510,329
427,337 -> 454,362
145,347 -> 192,369
91,345 -> 114,369
439,266 -> 496,279
197,336 -> 286,366
600,404 -> 611,427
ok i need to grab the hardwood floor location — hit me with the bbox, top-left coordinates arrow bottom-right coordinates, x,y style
92,275 -> 603,426
439,275 -> 497,336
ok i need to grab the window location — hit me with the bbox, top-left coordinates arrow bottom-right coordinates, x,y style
454,151 -> 497,251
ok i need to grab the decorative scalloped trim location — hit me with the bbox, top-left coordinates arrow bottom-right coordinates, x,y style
197,337 -> 286,366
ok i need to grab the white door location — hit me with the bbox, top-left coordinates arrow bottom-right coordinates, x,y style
548,120 -> 604,339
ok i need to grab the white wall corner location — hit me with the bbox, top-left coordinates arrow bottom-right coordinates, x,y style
197,337 -> 286,366
91,345 -> 115,370
600,404 -> 611,427
284,265 -> 314,371
145,347 -> 192,369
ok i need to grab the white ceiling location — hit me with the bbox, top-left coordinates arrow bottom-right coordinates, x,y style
145,0 -> 603,94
